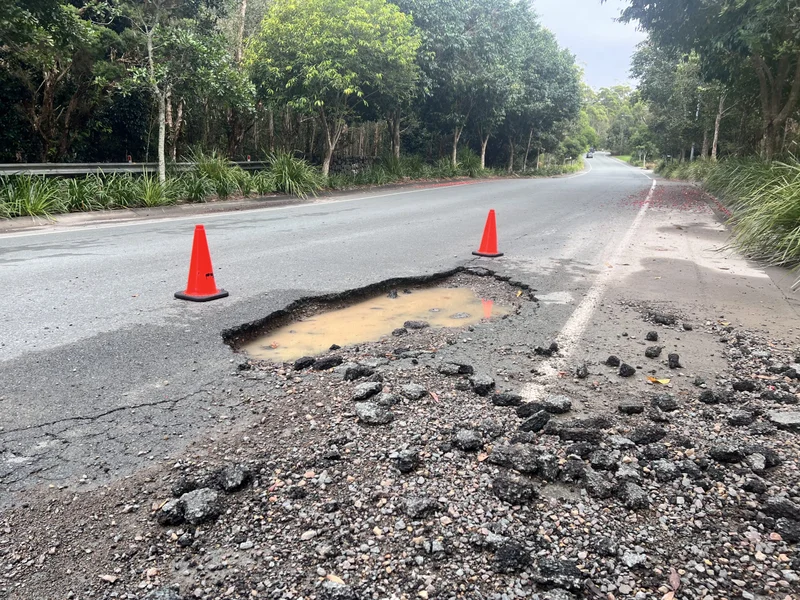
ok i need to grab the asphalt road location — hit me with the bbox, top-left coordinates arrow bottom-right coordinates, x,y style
0,153 -> 653,498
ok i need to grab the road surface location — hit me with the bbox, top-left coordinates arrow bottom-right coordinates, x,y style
0,154 -> 791,500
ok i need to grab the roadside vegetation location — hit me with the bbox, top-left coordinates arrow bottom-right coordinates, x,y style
658,157 -> 800,272
1,0 -> 595,184
0,151 -> 582,219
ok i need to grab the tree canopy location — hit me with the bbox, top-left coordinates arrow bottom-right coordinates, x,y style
1,0 -> 586,173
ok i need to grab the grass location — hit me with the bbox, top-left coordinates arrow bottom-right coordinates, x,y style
615,155 -> 632,164
0,175 -> 64,218
657,157 -> 800,282
265,151 -> 323,198
0,150 -> 587,219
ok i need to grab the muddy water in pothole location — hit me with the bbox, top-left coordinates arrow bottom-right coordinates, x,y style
241,287 -> 508,362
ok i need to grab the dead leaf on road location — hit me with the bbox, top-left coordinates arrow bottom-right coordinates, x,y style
326,574 -> 345,585
662,592 -> 675,600
669,567 -> 681,590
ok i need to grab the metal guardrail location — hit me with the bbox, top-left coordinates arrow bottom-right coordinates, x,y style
0,161 -> 268,176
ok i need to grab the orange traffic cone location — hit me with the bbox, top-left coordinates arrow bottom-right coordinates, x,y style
472,209 -> 503,257
175,225 -> 229,302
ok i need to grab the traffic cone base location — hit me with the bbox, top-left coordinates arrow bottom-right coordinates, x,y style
175,288 -> 229,302
175,224 -> 229,302
473,209 -> 503,257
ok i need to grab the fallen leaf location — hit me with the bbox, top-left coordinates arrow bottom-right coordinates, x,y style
326,574 -> 345,585
429,391 -> 439,402
477,452 -> 489,462
269,341 -> 280,349
662,592 -> 674,600
99,575 -> 118,584
669,567 -> 681,590
647,376 -> 671,385
516,290 -> 523,297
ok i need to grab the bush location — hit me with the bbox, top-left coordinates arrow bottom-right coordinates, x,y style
180,171 -> 214,203
253,171 -> 277,195
432,157 -> 459,179
135,173 -> 177,207
266,151 -> 323,198
104,173 -> 138,208
458,147 -> 482,178
231,167 -> 253,197
1,175 -> 64,217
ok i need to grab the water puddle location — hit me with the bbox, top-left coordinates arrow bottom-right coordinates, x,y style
240,287 -> 508,362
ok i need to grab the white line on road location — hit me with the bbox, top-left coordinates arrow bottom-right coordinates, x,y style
521,177 -> 657,400
562,158 -> 593,179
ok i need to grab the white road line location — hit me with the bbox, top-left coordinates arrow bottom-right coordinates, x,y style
562,158 -> 593,179
521,177 -> 657,400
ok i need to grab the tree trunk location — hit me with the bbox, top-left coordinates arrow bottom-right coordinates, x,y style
320,109 -> 343,178
507,139 -> 515,173
387,111 -> 401,159
157,91 -> 166,183
712,93 -> 724,161
268,108 -> 275,153
480,134 -> 489,170
373,122 -> 380,158
235,0 -> 247,64
522,129 -> 533,171
701,129 -> 709,159
451,126 -> 462,168
536,147 -> 541,170
752,52 -> 800,160
145,20 -> 166,183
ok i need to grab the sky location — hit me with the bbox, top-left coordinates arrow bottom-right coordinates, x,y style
532,0 -> 647,90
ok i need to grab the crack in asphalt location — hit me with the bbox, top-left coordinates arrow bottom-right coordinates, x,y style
0,381 -> 219,438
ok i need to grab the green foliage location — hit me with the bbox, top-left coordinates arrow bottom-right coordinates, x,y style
264,151 -> 323,198
230,167 -> 253,197
252,171 -> 277,195
180,172 -> 214,203
458,147 -> 483,178
1,175 -> 64,217
432,157 -> 460,179
136,173 -> 177,207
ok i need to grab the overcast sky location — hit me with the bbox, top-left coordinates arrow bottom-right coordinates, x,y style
532,0 -> 647,90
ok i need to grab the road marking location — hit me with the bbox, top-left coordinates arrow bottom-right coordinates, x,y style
562,158 -> 593,179
521,177 -> 657,400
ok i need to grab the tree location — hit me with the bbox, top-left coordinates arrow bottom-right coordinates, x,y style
616,0 -> 800,160
500,28 -> 581,171
247,0 -> 421,177
1,0 -> 122,161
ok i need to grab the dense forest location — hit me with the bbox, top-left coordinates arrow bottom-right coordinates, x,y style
594,0 -> 800,164
0,0 -> 601,177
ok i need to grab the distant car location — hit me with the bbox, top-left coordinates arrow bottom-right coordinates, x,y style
586,152 -> 594,158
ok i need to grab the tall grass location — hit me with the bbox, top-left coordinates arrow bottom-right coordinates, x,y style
265,151 -> 323,198
0,175 -> 64,217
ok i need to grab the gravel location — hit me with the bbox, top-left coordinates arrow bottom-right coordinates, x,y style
4,276 -> 800,600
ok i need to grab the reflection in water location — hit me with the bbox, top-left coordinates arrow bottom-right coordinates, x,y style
241,287 -> 507,362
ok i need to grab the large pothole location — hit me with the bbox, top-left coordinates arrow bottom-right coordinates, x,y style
224,267 -> 534,363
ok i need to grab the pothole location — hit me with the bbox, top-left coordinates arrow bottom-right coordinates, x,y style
224,268 -> 532,363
